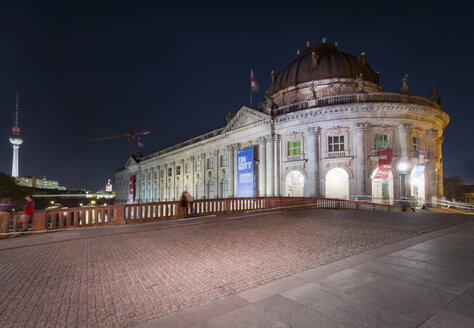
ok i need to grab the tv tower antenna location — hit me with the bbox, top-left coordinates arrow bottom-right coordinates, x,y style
9,92 -> 23,177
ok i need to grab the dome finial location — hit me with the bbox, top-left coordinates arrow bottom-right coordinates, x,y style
322,37 -> 327,43
306,40 -> 310,47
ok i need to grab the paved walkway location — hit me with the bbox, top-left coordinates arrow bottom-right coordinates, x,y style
138,218 -> 474,328
0,209 -> 472,327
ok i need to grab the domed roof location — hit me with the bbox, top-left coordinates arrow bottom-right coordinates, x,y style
267,43 -> 379,96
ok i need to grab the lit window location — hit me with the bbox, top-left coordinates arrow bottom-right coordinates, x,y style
288,140 -> 301,156
412,137 -> 422,151
328,136 -> 345,152
185,163 -> 190,173
374,134 -> 389,150
195,160 -> 201,171
220,154 -> 228,167
207,158 -> 213,169
176,166 -> 181,175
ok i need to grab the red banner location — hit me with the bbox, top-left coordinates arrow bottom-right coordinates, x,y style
374,149 -> 392,179
128,176 -> 135,203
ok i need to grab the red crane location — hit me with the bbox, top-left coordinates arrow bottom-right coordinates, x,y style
83,127 -> 151,156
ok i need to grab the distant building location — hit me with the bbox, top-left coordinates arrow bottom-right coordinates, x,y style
458,184 -> 474,204
16,176 -> 66,190
105,179 -> 113,192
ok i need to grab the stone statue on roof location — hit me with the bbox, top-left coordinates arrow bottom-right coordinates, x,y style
400,74 -> 408,94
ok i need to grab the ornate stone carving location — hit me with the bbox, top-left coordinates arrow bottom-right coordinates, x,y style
400,74 -> 408,94
226,110 -> 235,123
430,83 -> 437,101
257,137 -> 266,145
307,127 -> 320,137
397,123 -> 412,134
200,153 -> 206,159
354,122 -> 369,132
355,73 -> 364,93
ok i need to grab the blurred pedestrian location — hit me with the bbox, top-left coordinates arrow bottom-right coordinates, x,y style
19,195 -> 34,232
0,198 -> 13,234
184,191 -> 194,217
179,192 -> 188,218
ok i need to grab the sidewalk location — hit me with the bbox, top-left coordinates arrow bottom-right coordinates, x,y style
137,221 -> 474,328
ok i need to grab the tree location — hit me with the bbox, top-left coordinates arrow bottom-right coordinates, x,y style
0,172 -> 27,209
443,176 -> 463,201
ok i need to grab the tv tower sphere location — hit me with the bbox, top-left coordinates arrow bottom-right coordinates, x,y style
9,92 -> 23,177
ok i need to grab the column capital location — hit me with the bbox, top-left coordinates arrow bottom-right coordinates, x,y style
200,153 -> 206,159
397,123 -> 412,134
426,128 -> 439,137
213,149 -> 219,157
307,127 -> 321,137
189,156 -> 194,161
354,122 -> 369,132
257,137 -> 266,145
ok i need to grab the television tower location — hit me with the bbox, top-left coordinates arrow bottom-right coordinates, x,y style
9,92 -> 23,177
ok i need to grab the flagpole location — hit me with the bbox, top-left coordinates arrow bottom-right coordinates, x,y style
250,67 -> 252,107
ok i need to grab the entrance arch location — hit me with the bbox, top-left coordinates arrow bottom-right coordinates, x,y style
371,169 -> 394,204
325,168 -> 349,199
410,169 -> 425,207
285,170 -> 304,197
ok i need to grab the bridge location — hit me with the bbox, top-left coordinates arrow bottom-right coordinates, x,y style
4,197 -> 404,234
0,204 -> 472,327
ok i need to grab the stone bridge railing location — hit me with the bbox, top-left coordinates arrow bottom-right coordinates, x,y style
4,197 -> 404,234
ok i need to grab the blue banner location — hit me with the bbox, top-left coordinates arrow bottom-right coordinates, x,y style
412,151 -> 428,179
237,147 -> 254,197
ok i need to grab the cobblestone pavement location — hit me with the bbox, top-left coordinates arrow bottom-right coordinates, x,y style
0,209 -> 470,328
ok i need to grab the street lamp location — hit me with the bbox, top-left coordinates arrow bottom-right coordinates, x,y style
397,161 -> 409,203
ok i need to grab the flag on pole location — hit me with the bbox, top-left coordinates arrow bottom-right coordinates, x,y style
250,68 -> 258,92
137,136 -> 144,148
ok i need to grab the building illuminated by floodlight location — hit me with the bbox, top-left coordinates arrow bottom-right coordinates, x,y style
115,40 -> 449,207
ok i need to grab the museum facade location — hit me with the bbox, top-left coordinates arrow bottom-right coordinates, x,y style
115,41 -> 449,207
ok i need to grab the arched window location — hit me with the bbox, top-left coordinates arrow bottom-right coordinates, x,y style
208,180 -> 215,199
196,181 -> 203,199
221,179 -> 228,198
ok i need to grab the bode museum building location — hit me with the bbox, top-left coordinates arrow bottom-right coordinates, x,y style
115,41 -> 449,207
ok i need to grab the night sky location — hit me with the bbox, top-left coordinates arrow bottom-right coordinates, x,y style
0,0 -> 473,190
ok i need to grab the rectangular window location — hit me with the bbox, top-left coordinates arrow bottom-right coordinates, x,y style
287,140 -> 301,156
220,154 -> 228,167
412,137 -> 421,151
176,166 -> 181,175
328,136 -> 345,152
167,168 -> 172,177
374,134 -> 389,150
160,169 -> 164,178
207,158 -> 214,169
185,163 -> 190,173
195,160 -> 201,171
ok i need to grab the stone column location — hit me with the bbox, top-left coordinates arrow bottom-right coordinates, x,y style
258,138 -> 266,196
233,144 -> 241,196
226,145 -> 235,197
200,153 -> 206,199
397,123 -> 412,163
435,134 -> 444,200
189,156 -> 195,197
156,166 -> 161,201
274,135 -> 281,196
354,123 -> 368,197
179,159 -> 185,198
266,135 -> 274,196
425,129 -> 438,205
307,127 -> 321,197
163,164 -> 168,201
213,150 -> 219,198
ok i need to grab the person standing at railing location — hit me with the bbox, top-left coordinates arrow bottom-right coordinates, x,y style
18,195 -> 34,232
184,191 -> 194,217
0,198 -> 13,234
179,192 -> 188,218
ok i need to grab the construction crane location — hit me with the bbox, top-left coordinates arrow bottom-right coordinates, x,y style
83,127 -> 151,156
